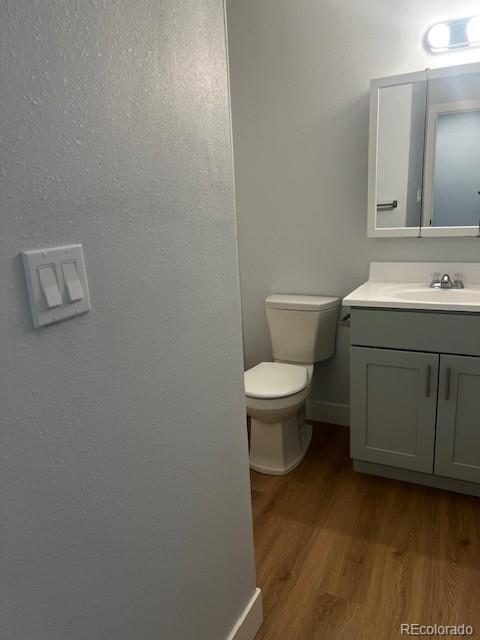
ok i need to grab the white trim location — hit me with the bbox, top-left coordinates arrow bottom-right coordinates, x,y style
372,61 -> 480,88
225,588 -> 263,640
422,99 -> 480,236
306,400 -> 350,427
223,16 -> 262,633
420,225 -> 480,237
428,61 -> 480,81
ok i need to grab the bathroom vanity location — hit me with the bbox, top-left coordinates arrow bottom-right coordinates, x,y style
344,262 -> 480,497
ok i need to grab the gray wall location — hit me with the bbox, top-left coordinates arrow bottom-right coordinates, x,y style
226,0 -> 480,416
1,2 -> 257,639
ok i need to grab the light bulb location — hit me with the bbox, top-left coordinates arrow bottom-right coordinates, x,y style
427,23 -> 450,50
466,16 -> 480,44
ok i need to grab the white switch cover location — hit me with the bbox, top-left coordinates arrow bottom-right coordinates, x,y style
22,244 -> 91,328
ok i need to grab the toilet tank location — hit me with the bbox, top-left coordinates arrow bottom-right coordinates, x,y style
265,294 -> 340,364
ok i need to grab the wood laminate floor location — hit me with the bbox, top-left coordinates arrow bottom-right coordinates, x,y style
251,423 -> 480,640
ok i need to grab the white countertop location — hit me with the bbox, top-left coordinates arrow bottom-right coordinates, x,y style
343,262 -> 480,313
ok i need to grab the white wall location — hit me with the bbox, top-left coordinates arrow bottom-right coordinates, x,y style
226,0 -> 480,419
1,2 -> 257,639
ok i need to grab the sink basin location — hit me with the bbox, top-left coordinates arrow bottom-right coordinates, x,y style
390,288 -> 480,304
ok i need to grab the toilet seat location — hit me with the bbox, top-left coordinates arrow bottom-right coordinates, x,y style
244,362 -> 308,399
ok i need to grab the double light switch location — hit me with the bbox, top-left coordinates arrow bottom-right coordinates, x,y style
22,244 -> 91,328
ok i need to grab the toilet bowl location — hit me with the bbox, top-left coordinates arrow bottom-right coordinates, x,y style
244,294 -> 340,476
246,362 -> 314,475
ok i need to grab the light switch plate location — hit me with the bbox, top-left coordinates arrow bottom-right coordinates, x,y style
22,244 -> 91,328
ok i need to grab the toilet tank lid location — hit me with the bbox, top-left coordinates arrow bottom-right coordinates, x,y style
265,294 -> 340,311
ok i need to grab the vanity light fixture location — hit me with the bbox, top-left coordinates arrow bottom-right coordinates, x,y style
427,23 -> 450,51
426,16 -> 480,53
467,15 -> 480,44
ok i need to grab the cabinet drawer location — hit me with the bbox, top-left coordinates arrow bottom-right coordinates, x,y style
351,308 -> 480,356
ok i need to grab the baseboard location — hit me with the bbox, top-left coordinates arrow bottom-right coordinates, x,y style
226,588 -> 263,640
354,460 -> 480,498
306,400 -> 350,426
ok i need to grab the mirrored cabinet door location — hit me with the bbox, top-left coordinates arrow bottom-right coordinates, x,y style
375,80 -> 426,234
368,62 -> 480,238
423,70 -> 480,235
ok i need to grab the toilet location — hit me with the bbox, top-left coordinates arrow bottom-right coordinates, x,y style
244,294 -> 340,475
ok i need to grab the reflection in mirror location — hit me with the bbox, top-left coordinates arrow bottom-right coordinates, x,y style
376,81 -> 426,229
423,73 -> 480,229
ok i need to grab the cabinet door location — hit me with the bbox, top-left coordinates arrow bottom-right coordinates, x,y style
351,347 -> 439,472
435,355 -> 480,483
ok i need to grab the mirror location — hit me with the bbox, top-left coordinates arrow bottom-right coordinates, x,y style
368,62 -> 480,237
423,72 -> 480,230
376,81 -> 426,230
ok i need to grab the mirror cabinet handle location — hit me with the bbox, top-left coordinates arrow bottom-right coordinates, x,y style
376,200 -> 398,211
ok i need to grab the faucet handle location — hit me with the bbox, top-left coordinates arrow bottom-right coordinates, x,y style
453,272 -> 465,289
430,272 -> 441,288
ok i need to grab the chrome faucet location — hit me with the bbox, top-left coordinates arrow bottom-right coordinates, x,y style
429,272 -> 464,289
440,274 -> 452,289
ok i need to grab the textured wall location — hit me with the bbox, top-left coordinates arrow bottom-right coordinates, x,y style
226,0 -> 480,413
0,1 -> 256,638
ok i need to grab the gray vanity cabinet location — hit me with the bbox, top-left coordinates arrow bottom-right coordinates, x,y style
350,347 -> 438,473
435,355 -> 480,483
350,309 -> 480,496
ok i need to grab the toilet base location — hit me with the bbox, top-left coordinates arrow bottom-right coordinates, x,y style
249,414 -> 313,476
